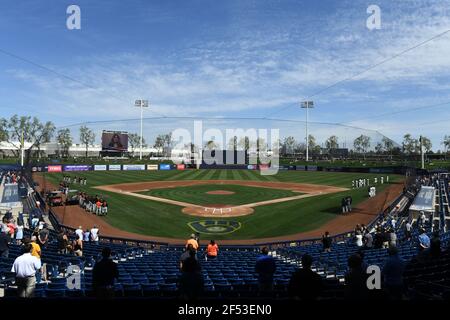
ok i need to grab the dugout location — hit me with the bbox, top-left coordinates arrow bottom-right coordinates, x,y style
409,186 -> 435,221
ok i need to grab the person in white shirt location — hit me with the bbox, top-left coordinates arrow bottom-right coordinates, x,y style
75,226 -> 84,241
11,243 -> 42,298
420,212 -> 427,226
90,226 -> 99,243
355,231 -> 363,247
405,222 -> 412,241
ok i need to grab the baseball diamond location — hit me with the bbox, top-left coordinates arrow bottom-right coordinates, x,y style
35,169 -> 403,243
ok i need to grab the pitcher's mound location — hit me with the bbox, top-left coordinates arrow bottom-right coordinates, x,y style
182,205 -> 254,217
206,190 -> 235,195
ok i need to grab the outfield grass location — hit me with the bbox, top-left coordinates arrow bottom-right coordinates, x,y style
139,184 -> 301,206
42,169 -> 403,240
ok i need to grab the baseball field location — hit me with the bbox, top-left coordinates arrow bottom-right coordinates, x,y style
38,169 -> 403,243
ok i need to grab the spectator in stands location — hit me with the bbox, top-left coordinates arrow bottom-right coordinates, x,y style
405,221 -> 412,241
418,228 -> 430,251
37,224 -> 49,249
255,247 -> 277,293
322,231 -> 332,253
420,211 -> 427,227
75,226 -> 84,241
73,237 -> 83,257
345,254 -> 369,300
11,243 -> 41,298
382,228 -> 390,249
206,240 -> 219,260
355,231 -> 363,247
92,247 -> 119,299
0,229 -> 10,258
288,254 -> 323,300
382,246 -> 404,300
1,217 -> 10,233
30,236 -> 41,259
15,221 -> 24,245
389,229 -> 397,247
57,230 -> 69,254
178,244 -> 204,300
30,216 -> 39,229
180,244 -> 197,270
83,229 -> 91,242
429,231 -> 441,258
90,225 -> 100,243
185,234 -> 199,251
374,228 -> 384,249
363,231 -> 373,249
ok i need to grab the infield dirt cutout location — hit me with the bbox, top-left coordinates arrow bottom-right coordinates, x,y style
95,180 -> 348,218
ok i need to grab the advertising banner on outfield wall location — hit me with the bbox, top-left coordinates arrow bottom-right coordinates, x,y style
108,164 -> 121,171
94,165 -> 107,171
147,164 -> 158,170
123,164 -> 146,171
64,165 -> 92,172
306,166 -> 318,171
159,164 -> 172,170
176,164 -> 186,170
295,165 -> 306,171
258,164 -> 269,171
47,165 -> 62,172
248,165 -> 257,170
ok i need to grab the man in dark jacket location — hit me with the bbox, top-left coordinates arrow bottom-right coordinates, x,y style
0,230 -> 10,258
92,247 -> 119,298
255,247 -> 276,293
288,254 -> 323,300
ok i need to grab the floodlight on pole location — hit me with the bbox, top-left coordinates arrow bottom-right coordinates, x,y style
134,99 -> 149,160
301,101 -> 314,162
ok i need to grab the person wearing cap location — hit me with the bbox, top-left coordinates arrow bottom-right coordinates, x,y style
11,243 -> 42,298
186,234 -> 199,251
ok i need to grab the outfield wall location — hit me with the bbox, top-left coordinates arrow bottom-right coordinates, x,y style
29,163 -> 411,174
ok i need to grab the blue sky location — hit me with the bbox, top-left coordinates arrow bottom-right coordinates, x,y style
1,0 -> 450,149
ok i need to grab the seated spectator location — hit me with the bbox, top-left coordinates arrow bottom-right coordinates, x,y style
185,234 -> 199,251
206,240 -> 218,260
92,247 -> 119,299
344,254 -> 369,300
382,246 -> 404,300
322,231 -> 332,253
288,254 -> 323,300
255,247 -> 276,293
37,225 -> 49,248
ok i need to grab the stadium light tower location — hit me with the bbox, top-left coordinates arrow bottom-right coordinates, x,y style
134,99 -> 149,160
301,101 -> 314,162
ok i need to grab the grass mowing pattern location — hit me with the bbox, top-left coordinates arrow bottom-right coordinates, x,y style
43,170 -> 402,239
139,184 -> 301,206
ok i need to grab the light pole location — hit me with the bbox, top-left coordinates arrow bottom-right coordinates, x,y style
134,99 -> 149,160
301,101 -> 314,162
